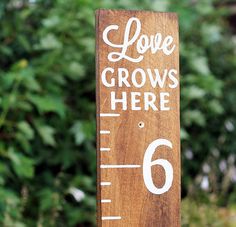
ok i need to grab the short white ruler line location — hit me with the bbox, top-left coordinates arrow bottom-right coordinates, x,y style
101,199 -> 111,203
100,130 -> 110,134
102,216 -> 122,220
100,148 -> 110,152
101,182 -> 111,186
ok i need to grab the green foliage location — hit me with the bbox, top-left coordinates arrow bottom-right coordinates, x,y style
0,0 -> 96,226
182,198 -> 236,227
0,0 -> 236,226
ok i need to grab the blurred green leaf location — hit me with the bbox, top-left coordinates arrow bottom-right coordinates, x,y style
8,148 -> 34,179
35,123 -> 56,147
17,121 -> 34,140
70,120 -> 95,145
37,34 -> 62,50
183,110 -> 206,127
28,95 -> 65,118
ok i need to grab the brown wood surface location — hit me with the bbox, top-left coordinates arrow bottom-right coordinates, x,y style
96,10 -> 180,227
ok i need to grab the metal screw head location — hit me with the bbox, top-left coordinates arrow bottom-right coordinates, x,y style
138,121 -> 145,128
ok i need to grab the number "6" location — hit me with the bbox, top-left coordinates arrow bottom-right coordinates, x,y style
143,139 -> 173,195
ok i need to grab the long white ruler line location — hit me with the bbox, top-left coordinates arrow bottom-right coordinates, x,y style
100,164 -> 141,169
100,113 -> 120,117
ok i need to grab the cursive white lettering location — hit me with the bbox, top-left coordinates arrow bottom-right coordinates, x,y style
102,17 -> 176,63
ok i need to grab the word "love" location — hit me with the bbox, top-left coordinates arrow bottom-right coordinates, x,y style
103,17 -> 176,63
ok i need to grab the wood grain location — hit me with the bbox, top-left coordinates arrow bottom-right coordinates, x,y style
96,10 -> 180,227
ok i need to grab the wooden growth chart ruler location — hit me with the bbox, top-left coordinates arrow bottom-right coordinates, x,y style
96,9 -> 180,227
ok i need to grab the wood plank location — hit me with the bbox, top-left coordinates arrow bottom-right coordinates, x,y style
96,9 -> 180,227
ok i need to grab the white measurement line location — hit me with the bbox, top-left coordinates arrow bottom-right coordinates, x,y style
101,164 -> 141,169
100,148 -> 111,152
101,182 -> 111,186
100,130 -> 110,134
102,216 -> 122,220
100,113 -> 120,117
101,199 -> 111,203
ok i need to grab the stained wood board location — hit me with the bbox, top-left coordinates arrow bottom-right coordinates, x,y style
96,9 -> 180,227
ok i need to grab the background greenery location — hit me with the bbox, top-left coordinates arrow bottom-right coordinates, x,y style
0,0 -> 236,226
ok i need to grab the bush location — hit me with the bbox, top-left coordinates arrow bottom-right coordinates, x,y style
0,0 -> 96,226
